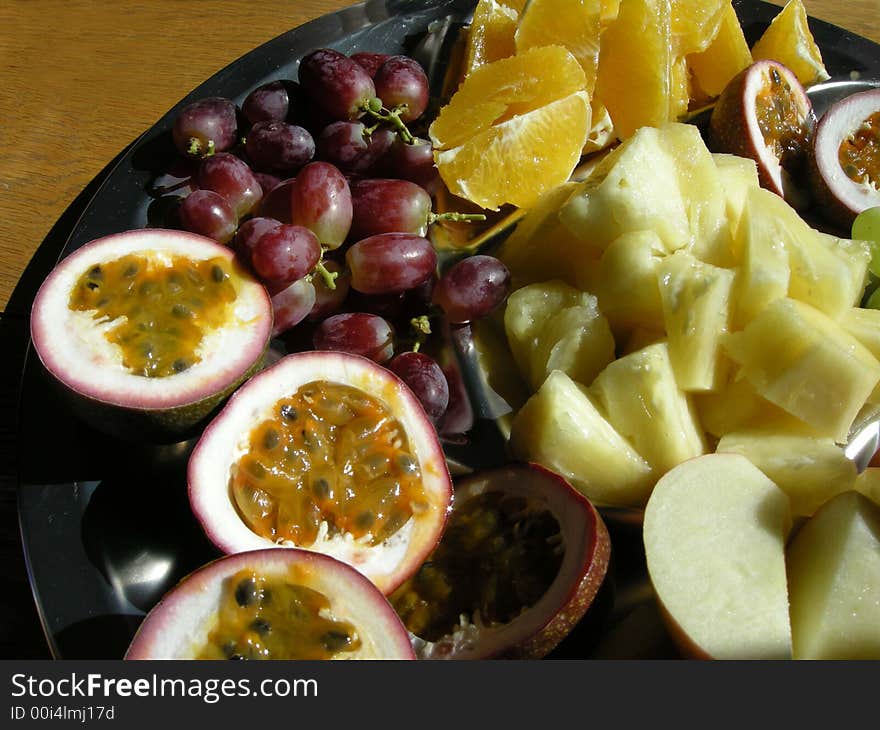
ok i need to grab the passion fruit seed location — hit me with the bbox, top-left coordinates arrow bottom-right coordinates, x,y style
839,111 -> 880,187
197,568 -> 361,660
390,491 -> 564,642
231,380 -> 426,548
68,253 -> 237,378
755,66 -> 811,172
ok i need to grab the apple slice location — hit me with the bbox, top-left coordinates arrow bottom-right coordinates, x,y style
644,453 -> 793,659
787,491 -> 880,660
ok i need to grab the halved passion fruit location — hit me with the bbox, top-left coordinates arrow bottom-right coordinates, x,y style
30,229 -> 272,441
125,548 -> 415,659
709,60 -> 816,210
389,464 -> 611,659
188,351 -> 453,594
810,88 -> 880,227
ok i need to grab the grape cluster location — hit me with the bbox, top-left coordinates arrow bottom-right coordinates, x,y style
158,47 -> 511,431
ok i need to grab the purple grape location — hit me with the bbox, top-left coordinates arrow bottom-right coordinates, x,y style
313,312 -> 395,363
172,97 -> 238,158
308,260 -> 351,321
254,171 -> 282,194
233,216 -> 282,262
438,358 -> 473,438
373,56 -> 429,123
195,152 -> 263,218
178,189 -> 237,244
350,51 -> 390,77
388,352 -> 449,423
298,48 -> 377,121
242,81 -> 290,125
258,178 -> 296,222
271,279 -> 316,337
316,122 -> 395,174
245,121 -> 315,174
385,136 -> 439,191
250,225 -> 321,286
349,178 -> 432,239
290,162 -> 352,249
433,255 -> 511,324
346,233 -> 436,295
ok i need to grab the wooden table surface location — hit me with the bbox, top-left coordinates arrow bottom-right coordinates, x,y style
0,0 -> 878,658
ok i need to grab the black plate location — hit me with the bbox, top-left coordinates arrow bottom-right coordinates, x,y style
15,0 -> 880,659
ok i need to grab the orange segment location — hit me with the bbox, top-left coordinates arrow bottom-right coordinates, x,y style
434,91 -> 592,210
750,0 -> 830,86
429,45 -> 587,151
515,0 -> 603,95
672,0 -> 727,55
688,1 -> 753,99
462,0 -> 520,78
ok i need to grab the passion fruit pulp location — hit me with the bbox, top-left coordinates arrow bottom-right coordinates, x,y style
389,463 -> 611,659
709,60 -> 816,210
29,229 -> 272,441
810,88 -> 880,227
125,548 -> 415,659
188,351 -> 453,595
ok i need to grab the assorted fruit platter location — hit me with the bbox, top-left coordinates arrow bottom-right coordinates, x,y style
20,0 -> 880,660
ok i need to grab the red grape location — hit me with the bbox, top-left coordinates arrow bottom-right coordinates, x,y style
346,233 -> 436,294
242,81 -> 290,125
350,51 -> 390,77
388,351 -> 449,423
439,359 -> 474,438
433,255 -> 511,324
316,122 -> 394,174
308,260 -> 350,321
172,97 -> 238,158
385,136 -> 439,191
233,216 -> 282,262
245,121 -> 315,174
298,48 -> 377,121
178,189 -> 236,244
271,278 -> 316,336
290,161 -> 352,249
373,56 -> 429,123
313,312 -> 395,363
349,178 -> 432,239
254,171 -> 282,194
258,178 -> 296,223
251,224 -> 321,286
195,152 -> 263,218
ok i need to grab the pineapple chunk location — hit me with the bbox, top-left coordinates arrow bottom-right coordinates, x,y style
712,152 -> 759,254
855,468 -> 880,507
840,307 -> 880,358
590,342 -> 706,474
594,230 -> 666,336
716,429 -> 857,516
656,250 -> 735,391
723,297 -> 880,442
509,369 -> 654,507
693,375 -> 782,438
816,232 -> 870,308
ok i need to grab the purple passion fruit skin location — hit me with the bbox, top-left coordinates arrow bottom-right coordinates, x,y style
125,548 -> 416,659
710,60 -> 816,211
29,229 -> 272,442
810,88 -> 880,228
390,463 -> 611,659
187,350 -> 453,596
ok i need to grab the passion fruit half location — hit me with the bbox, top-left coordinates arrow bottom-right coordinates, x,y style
30,229 -> 272,441
709,60 -> 816,210
810,88 -> 880,227
389,463 -> 611,659
125,548 -> 415,659
188,351 -> 453,594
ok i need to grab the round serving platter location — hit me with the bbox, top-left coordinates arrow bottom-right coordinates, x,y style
15,0 -> 880,659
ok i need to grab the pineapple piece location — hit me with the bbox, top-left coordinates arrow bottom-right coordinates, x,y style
722,297 -> 880,442
840,307 -> 880,358
590,342 -> 706,474
594,230 -> 666,336
716,429 -> 857,516
855,468 -> 880,507
816,232 -> 870,308
693,375 -> 783,438
509,369 -> 654,507
656,250 -> 735,391
712,152 -> 759,256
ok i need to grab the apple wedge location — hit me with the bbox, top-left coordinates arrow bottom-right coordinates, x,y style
787,491 -> 880,660
644,453 -> 793,659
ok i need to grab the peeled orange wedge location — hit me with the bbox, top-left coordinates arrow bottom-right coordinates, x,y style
430,45 -> 591,210
687,1 -> 753,99
672,0 -> 727,56
462,0 -> 520,78
750,0 -> 830,86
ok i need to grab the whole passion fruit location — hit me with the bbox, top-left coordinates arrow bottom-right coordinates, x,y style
710,60 -> 816,210
810,88 -> 880,227
188,350 -> 453,594
125,548 -> 415,659
389,464 -> 611,659
30,229 -> 272,441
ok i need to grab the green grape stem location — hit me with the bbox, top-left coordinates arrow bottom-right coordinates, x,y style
410,315 -> 432,353
428,211 -> 487,225
187,138 -> 215,157
361,98 -> 414,144
313,261 -> 338,291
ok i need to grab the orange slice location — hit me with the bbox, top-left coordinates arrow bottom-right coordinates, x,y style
434,91 -> 591,210
672,0 -> 727,56
687,1 -> 753,99
750,0 -> 830,86
462,0 -> 519,78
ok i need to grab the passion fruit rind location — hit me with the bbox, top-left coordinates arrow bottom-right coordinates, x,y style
30,229 -> 273,442
809,87 -> 880,228
709,60 -> 816,210
187,350 -> 454,595
125,548 -> 416,659
403,463 -> 611,660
